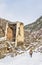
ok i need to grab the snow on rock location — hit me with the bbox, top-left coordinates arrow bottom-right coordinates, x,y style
0,51 -> 42,65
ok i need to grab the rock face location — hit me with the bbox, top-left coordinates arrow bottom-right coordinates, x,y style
0,18 -> 7,37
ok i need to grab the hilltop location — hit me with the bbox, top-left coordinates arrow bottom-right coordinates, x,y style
25,16 -> 42,32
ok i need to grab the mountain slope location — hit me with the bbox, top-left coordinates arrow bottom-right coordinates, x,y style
24,16 -> 42,52
25,16 -> 42,32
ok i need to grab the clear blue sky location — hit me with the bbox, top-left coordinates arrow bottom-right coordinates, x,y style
0,0 -> 42,25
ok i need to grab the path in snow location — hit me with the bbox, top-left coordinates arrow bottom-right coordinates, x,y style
0,51 -> 42,65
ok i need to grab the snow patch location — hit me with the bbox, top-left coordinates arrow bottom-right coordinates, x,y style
0,52 -> 42,65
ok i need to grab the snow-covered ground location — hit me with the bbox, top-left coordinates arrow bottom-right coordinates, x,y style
0,51 -> 42,65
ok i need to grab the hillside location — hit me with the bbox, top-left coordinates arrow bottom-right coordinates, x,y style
25,16 -> 42,32
0,17 -> 42,59
24,16 -> 42,52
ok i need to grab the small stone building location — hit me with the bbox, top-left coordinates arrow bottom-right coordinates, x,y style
0,18 -> 24,47
6,22 -> 24,47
